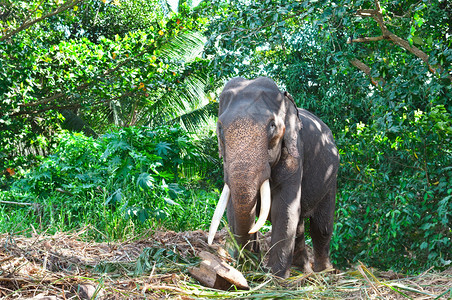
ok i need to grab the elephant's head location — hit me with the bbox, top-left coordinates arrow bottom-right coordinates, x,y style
208,77 -> 302,248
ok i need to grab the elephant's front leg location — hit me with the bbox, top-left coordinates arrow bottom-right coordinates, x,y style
267,184 -> 301,278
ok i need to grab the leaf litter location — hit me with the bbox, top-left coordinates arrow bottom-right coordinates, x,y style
0,227 -> 450,299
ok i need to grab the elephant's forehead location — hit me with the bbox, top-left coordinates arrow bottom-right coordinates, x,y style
221,91 -> 284,116
224,118 -> 267,149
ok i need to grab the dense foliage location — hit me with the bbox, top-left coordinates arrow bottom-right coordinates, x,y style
0,0 -> 212,172
0,0 -> 220,241
1,0 -> 450,274
0,126 -> 220,239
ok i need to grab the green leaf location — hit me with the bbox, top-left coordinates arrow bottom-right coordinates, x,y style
156,142 -> 171,156
164,197 -> 179,206
137,208 -> 149,223
137,172 -> 154,191
106,189 -> 122,205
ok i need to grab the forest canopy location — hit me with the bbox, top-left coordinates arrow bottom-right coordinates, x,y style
0,0 -> 451,274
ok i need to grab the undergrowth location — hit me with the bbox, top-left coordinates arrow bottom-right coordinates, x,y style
0,125 -> 220,240
330,105 -> 452,273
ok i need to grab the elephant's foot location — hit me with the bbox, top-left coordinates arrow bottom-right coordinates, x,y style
313,257 -> 333,272
268,262 -> 291,279
292,245 -> 313,273
292,257 -> 313,274
294,260 -> 313,274
267,251 -> 292,279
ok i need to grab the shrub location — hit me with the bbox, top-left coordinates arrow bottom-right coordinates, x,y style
331,105 -> 452,272
1,125 -> 220,238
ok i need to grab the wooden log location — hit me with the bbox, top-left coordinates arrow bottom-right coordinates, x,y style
189,251 -> 249,290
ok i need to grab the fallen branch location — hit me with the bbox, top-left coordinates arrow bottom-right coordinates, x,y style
0,200 -> 37,207
189,251 -> 249,291
0,277 -> 34,283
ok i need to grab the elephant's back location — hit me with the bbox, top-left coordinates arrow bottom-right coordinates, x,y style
297,109 -> 331,135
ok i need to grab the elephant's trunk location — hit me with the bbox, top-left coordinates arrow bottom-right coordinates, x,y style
208,179 -> 271,245
228,174 -> 259,246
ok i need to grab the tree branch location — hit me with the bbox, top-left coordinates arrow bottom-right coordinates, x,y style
348,0 -> 451,82
356,9 -> 379,17
386,32 -> 429,65
11,90 -> 137,117
18,82 -> 90,108
374,0 -> 382,13
11,103 -> 82,117
0,0 -> 83,42
347,35 -> 385,43
350,58 -> 384,87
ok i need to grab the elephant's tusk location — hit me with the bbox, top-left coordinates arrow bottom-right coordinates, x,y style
208,184 -> 230,245
248,179 -> 271,234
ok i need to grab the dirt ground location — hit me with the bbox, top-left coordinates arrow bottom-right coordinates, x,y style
0,228 -> 450,299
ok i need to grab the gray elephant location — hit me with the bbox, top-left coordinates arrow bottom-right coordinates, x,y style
208,77 -> 339,278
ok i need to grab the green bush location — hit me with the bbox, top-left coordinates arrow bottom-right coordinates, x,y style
331,104 -> 452,272
0,125 -> 220,239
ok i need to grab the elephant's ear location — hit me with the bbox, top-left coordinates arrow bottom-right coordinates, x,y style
217,125 -> 224,159
283,92 -> 302,158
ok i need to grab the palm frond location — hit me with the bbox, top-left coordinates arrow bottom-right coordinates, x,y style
80,31 -> 210,131
160,31 -> 206,63
174,101 -> 218,132
179,134 -> 220,179
141,70 -> 213,131
182,74 -> 209,109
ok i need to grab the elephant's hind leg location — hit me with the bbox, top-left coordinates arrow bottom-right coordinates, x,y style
310,185 -> 336,272
292,220 -> 313,273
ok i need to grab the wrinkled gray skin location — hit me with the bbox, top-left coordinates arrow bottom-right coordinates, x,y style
217,77 -> 339,278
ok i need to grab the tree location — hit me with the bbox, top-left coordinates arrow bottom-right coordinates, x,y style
0,0 -> 213,171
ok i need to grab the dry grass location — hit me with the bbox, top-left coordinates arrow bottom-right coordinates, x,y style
0,228 -> 450,299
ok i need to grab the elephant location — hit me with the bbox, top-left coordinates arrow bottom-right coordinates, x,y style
208,77 -> 339,278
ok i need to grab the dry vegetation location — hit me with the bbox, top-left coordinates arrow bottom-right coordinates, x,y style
0,228 -> 450,299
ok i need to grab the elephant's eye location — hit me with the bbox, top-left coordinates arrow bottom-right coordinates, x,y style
269,120 -> 277,134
